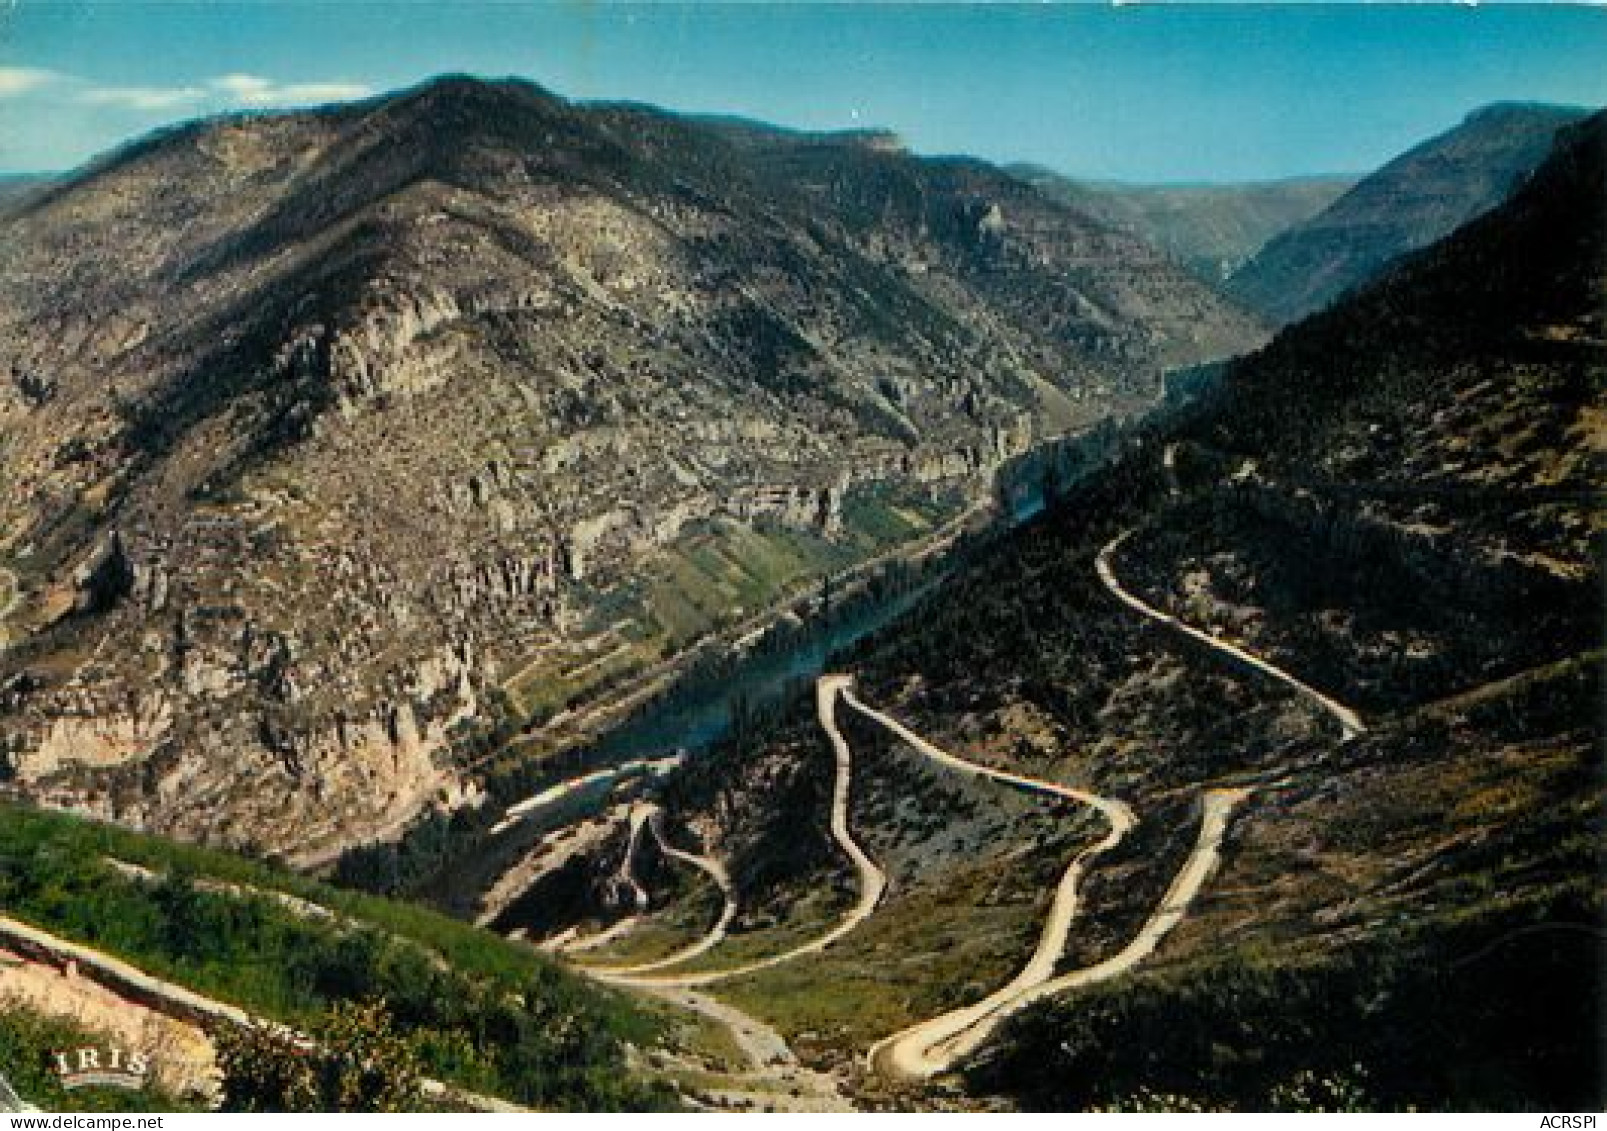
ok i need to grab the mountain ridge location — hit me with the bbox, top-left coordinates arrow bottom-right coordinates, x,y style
1226,100 -> 1593,324
1007,165 -> 1354,285
0,74 -> 1261,862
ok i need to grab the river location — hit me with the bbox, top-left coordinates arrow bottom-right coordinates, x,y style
534,435 -> 1103,776
490,418 -> 1130,822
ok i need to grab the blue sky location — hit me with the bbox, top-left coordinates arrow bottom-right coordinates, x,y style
1,3 -> 1604,182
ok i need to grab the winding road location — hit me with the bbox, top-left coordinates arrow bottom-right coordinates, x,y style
488,678 -> 882,1109
515,464 -> 1372,1090
581,805 -> 738,975
550,807 -> 654,953
477,806 -> 630,928
1096,529 -> 1367,739
488,754 -> 684,837
554,912 -> 640,955
586,675 -> 887,989
561,671 -> 1249,1083
869,785 -> 1250,1080
840,689 -> 1138,1081
618,803 -> 651,912
541,738 -> 867,1110
852,520 -> 1358,1078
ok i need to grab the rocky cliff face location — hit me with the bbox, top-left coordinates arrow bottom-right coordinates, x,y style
0,76 -> 1261,860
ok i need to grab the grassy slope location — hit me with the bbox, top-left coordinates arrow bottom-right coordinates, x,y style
0,802 -> 673,1110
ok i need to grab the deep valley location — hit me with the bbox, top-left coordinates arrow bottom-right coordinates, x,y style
1,56 -> 1600,1115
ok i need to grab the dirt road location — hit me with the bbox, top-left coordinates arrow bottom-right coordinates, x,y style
489,754 -> 684,837
839,691 -> 1139,1081
868,786 -> 1249,1080
1097,530 -> 1366,739
588,676 -> 886,989
580,806 -> 738,975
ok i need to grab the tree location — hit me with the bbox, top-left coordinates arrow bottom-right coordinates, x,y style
217,1001 -> 422,1112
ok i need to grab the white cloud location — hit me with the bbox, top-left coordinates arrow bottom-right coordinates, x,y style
29,70 -> 370,118
211,73 -> 273,104
211,73 -> 371,108
78,85 -> 208,112
0,66 -> 62,97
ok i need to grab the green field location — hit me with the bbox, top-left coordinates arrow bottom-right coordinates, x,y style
642,488 -> 951,650
497,484 -> 957,727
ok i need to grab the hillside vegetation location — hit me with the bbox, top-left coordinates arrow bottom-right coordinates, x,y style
569,112 -> 1605,1111
974,110 -> 1606,1111
0,802 -> 673,1110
